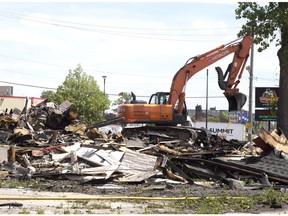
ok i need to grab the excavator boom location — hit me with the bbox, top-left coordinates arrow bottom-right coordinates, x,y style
117,35 -> 253,125
168,35 -> 252,112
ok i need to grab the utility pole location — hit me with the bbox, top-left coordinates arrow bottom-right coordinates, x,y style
247,36 -> 254,143
205,69 -> 208,129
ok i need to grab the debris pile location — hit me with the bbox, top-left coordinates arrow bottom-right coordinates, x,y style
0,100 -> 288,191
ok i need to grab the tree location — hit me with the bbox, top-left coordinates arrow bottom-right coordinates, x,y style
40,90 -> 55,100
111,92 -> 132,112
50,64 -> 110,125
235,2 -> 288,137
219,111 -> 229,123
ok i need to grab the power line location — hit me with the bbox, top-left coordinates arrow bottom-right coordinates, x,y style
0,10 -> 241,31
0,80 -> 56,90
0,53 -> 278,82
0,10 -> 240,42
0,79 -> 228,99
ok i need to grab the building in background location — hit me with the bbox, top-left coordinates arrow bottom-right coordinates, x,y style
0,86 -> 46,114
0,86 -> 13,96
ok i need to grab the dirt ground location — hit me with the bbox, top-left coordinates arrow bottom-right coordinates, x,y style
0,179 -> 288,215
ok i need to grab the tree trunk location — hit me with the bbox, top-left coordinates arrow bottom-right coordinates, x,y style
277,3 -> 288,138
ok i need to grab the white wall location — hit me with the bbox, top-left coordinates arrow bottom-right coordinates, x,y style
0,96 -> 45,113
195,121 -> 246,141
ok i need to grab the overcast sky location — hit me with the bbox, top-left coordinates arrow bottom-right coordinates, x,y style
0,1 -> 280,111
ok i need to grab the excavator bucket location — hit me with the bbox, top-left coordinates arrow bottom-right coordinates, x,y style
226,92 -> 247,112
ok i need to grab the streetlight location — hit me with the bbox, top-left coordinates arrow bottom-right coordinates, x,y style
102,76 -> 107,117
246,65 -> 253,143
102,75 -> 107,95
247,32 -> 254,144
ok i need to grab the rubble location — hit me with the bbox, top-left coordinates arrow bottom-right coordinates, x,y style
0,100 -> 288,194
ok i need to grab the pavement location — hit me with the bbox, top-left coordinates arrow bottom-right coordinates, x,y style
0,188 -> 287,215
0,188 -> 150,214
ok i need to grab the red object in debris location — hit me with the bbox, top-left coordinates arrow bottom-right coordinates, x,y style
32,144 -> 67,156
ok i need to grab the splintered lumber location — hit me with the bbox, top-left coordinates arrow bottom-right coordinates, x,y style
258,127 -> 288,153
70,151 -> 79,173
156,144 -> 181,156
23,154 -> 36,173
270,129 -> 288,145
253,136 -> 273,152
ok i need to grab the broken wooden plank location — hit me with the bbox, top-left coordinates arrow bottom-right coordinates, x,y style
8,145 -> 15,162
156,144 -> 181,156
161,156 -> 194,184
258,127 -> 288,153
0,171 -> 9,179
70,151 -> 79,173
165,168 -> 187,183
253,136 -> 273,153
271,129 -> 288,145
22,154 -> 36,173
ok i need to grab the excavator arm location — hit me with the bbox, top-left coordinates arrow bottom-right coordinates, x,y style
117,35 -> 252,126
168,35 -> 253,113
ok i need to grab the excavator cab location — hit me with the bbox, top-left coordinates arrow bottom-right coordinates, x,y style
216,66 -> 247,112
148,92 -> 169,105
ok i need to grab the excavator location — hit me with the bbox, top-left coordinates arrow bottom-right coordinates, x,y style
117,35 -> 253,142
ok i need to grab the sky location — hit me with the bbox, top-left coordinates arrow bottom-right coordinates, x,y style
0,1 -> 280,112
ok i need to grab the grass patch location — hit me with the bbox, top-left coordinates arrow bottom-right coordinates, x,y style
170,187 -> 288,214
0,179 -> 47,189
89,202 -> 111,209
36,209 -> 45,214
146,203 -> 165,209
18,208 -> 30,214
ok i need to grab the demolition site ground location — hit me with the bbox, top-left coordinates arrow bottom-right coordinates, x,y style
1,100 -> 288,214
0,178 -> 288,214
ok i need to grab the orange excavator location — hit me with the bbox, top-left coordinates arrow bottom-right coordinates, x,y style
117,35 -> 253,128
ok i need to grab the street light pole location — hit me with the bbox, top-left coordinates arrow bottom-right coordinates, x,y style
102,75 -> 107,117
247,32 -> 254,144
102,76 -> 107,95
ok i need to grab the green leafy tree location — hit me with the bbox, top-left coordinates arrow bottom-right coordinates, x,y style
50,64 -> 110,125
235,2 -> 288,137
208,116 -> 220,122
40,90 -> 55,101
111,92 -> 132,112
219,111 -> 229,123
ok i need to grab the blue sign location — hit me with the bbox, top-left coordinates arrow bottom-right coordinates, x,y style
237,112 -> 248,123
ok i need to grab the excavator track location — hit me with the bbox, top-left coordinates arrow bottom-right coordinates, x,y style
122,125 -> 211,145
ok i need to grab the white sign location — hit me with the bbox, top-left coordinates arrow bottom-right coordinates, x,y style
194,122 -> 246,141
